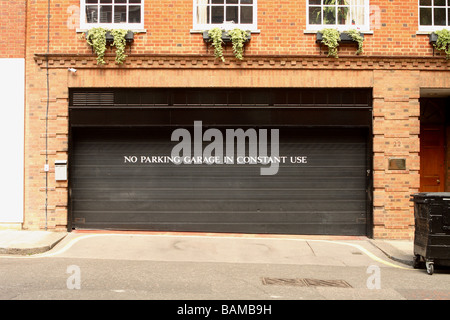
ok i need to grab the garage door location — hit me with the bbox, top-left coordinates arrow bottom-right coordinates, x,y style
70,126 -> 370,235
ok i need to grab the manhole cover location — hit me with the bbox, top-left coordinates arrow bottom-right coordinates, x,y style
261,277 -> 352,288
304,278 -> 352,288
261,277 -> 307,286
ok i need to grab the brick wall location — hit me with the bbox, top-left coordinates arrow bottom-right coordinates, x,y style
372,70 -> 421,239
25,0 -> 439,58
21,0 -> 450,238
0,0 -> 26,58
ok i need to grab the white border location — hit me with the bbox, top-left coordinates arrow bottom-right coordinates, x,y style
0,59 -> 24,223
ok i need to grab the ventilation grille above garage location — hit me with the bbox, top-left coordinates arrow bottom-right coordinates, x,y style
70,88 -> 372,109
72,91 -> 115,107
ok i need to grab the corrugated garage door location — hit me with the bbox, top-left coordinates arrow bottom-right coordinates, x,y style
70,126 -> 370,235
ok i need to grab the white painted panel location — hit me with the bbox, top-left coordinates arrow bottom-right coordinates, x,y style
0,59 -> 24,223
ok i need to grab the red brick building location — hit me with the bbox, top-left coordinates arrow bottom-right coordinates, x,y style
2,0 -> 450,239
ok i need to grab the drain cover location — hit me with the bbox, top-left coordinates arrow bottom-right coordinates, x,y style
261,277 -> 352,288
304,278 -> 352,288
261,277 -> 307,286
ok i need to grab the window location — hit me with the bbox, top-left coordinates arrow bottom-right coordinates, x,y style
193,0 -> 257,31
419,0 -> 450,31
307,0 -> 370,31
80,0 -> 144,29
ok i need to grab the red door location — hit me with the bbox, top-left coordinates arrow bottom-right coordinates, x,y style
420,125 -> 445,192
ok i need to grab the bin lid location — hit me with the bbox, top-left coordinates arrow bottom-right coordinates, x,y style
411,192 -> 450,199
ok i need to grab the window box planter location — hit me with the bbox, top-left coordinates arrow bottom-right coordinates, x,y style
428,30 -> 450,59
429,32 -> 438,45
85,29 -> 135,65
86,30 -> 134,43
122,30 -> 135,42
316,30 -> 364,57
316,31 -> 364,44
202,30 -> 251,43
203,29 -> 251,61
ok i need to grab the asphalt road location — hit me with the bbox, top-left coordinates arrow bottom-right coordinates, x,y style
1,257 -> 450,301
0,233 -> 449,306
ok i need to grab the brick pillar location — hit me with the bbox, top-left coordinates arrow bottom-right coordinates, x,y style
23,66 -> 69,231
372,70 -> 420,239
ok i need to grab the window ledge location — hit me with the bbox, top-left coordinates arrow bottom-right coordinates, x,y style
190,29 -> 260,34
304,30 -> 373,34
416,30 -> 439,35
417,28 -> 450,34
76,28 -> 147,33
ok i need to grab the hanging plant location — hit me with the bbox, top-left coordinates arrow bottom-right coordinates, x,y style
86,28 -> 133,65
344,29 -> 364,55
110,29 -> 129,64
86,27 -> 108,65
320,28 -> 340,58
208,27 -> 225,62
205,28 -> 250,62
228,28 -> 250,60
434,29 -> 450,60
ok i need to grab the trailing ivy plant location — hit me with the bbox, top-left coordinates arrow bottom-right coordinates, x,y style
208,27 -> 225,62
320,28 -> 341,58
344,29 -> 364,55
86,27 -> 108,65
434,29 -> 450,60
86,28 -> 132,65
228,28 -> 250,60
206,27 -> 250,61
110,29 -> 129,64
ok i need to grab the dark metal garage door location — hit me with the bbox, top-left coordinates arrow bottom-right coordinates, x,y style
70,126 -> 370,235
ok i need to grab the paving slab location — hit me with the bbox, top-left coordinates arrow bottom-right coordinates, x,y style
0,230 -> 67,255
26,232 -> 412,270
0,230 -> 415,269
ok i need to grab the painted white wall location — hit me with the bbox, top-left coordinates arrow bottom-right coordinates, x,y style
0,58 -> 24,223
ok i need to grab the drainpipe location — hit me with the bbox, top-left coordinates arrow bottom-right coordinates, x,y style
44,0 -> 51,231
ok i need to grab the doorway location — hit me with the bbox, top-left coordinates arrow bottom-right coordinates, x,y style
419,98 -> 448,192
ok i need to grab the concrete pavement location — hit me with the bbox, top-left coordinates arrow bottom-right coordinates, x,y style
0,230 -> 67,255
4,230 -> 450,302
0,229 -> 415,268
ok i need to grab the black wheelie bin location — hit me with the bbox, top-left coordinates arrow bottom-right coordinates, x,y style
411,193 -> 450,275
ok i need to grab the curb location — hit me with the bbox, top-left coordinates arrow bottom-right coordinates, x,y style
368,240 -> 414,267
0,232 -> 67,256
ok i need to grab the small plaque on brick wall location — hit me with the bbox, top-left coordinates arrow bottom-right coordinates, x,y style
388,158 -> 406,170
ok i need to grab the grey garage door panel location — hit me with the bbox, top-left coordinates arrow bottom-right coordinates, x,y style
73,199 -> 365,212
71,221 -> 367,236
71,178 -> 365,190
75,210 -> 365,223
70,127 -> 370,235
71,189 -> 365,200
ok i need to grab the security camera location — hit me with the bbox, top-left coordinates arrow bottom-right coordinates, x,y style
68,68 -> 77,73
